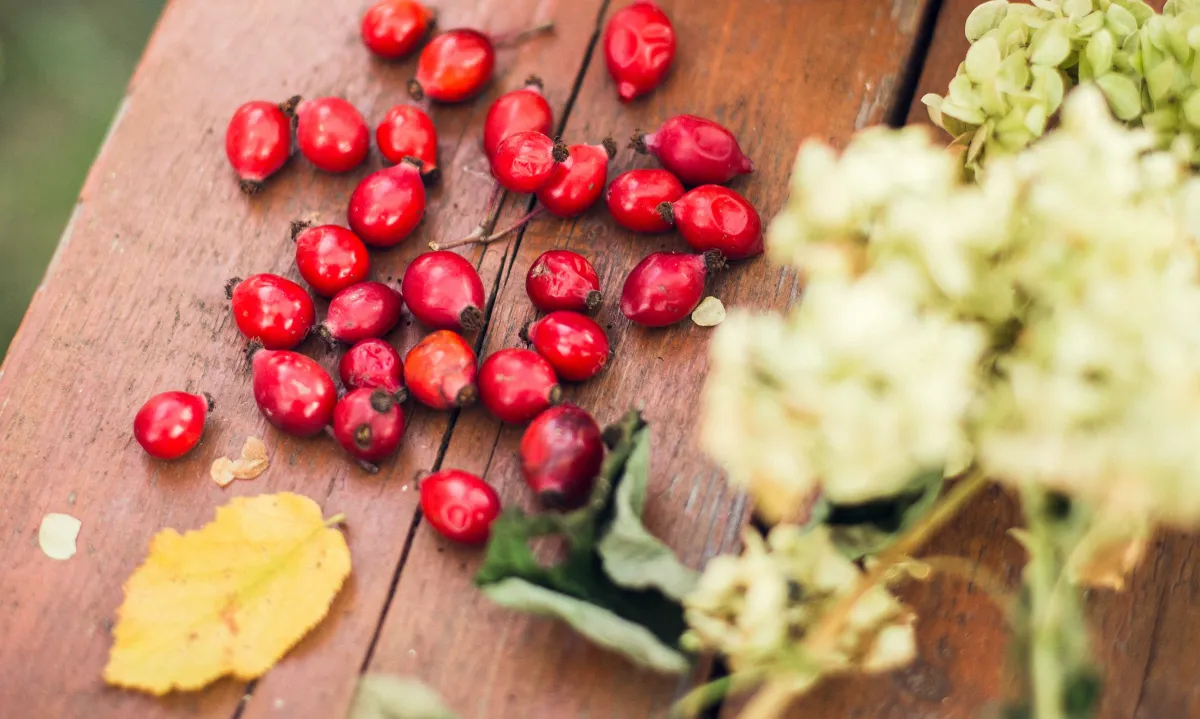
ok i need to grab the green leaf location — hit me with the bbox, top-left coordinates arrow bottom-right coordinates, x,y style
1095,72 -> 1144,119
474,410 -> 693,673
482,579 -> 689,674
821,469 -> 945,560
965,0 -> 1009,43
596,425 -> 700,602
349,675 -> 459,719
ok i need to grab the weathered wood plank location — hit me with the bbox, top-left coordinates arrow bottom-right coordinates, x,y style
365,1 -> 937,717
0,0 -> 604,716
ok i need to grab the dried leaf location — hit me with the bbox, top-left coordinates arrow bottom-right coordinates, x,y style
39,513 -> 81,561
691,297 -> 726,327
349,674 -> 459,719
103,493 -> 350,694
211,437 -> 270,487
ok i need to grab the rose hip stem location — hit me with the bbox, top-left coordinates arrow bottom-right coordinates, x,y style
490,21 -> 555,47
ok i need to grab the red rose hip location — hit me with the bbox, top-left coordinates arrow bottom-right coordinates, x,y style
409,29 -> 495,103
296,97 -> 370,173
348,160 -> 427,247
620,250 -> 724,327
250,347 -> 337,437
361,0 -> 434,59
332,389 -> 406,465
404,330 -> 478,409
402,250 -> 486,331
659,185 -> 763,260
523,312 -> 610,382
340,338 -> 406,400
631,115 -> 753,186
536,139 -> 617,218
133,391 -> 211,460
318,281 -> 405,344
606,169 -> 684,233
483,76 -> 553,161
478,348 -> 562,424
376,105 -> 439,178
226,273 -> 315,350
525,250 -> 602,312
520,404 -> 604,509
292,222 -> 371,297
604,0 -> 676,102
491,131 -> 569,194
225,97 -> 299,194
420,469 -> 502,545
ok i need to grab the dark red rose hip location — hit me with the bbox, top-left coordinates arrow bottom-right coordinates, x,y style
525,250 -> 602,312
620,250 -> 724,327
332,388 -> 406,465
292,222 -> 371,298
404,329 -> 478,410
402,250 -> 486,331
420,469 -> 502,545
296,97 -> 370,174
606,169 -> 684,233
520,404 -> 604,509
318,281 -> 405,345
134,391 -> 211,460
478,348 -> 562,424
250,347 -> 337,437
376,105 -> 439,179
340,338 -> 406,400
523,311 -> 610,382
631,115 -> 753,186
226,273 -> 315,350
490,131 -> 569,194
603,0 -> 676,102
536,139 -> 617,218
225,96 -> 299,194
659,185 -> 763,260
348,160 -> 427,247
483,76 -> 553,162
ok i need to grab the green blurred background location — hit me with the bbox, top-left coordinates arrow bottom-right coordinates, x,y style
0,0 -> 165,358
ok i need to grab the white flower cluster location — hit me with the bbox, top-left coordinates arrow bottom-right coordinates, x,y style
681,525 -> 915,675
923,0 -> 1200,171
703,86 -> 1200,527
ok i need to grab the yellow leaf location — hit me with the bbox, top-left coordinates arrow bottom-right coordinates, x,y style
104,492 -> 351,695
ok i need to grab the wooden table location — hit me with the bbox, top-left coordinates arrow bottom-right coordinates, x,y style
1,1 -> 1193,717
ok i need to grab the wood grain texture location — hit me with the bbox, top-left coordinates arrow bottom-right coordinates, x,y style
365,1 -> 936,717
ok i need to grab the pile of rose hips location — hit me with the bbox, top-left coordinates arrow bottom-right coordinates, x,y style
133,0 -> 761,547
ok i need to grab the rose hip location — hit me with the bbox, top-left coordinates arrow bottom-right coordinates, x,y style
523,312 -> 610,382
376,105 -> 439,179
404,330 -> 478,409
631,115 -> 753,186
483,76 -> 553,161
402,250 -> 486,331
525,250 -> 602,312
491,131 -> 569,194
409,24 -> 553,103
348,159 -> 427,247
250,347 -> 337,437
620,250 -> 724,327
292,222 -> 371,297
340,338 -> 406,401
226,273 -> 315,350
603,0 -> 676,102
420,469 -> 502,545
520,404 -> 604,509
478,348 -> 562,424
606,169 -> 684,233
332,388 -> 406,466
296,97 -> 370,173
659,185 -> 763,260
134,391 -> 211,460
361,0 -> 434,60
318,281 -> 405,344
225,97 -> 299,194
536,139 -> 617,218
